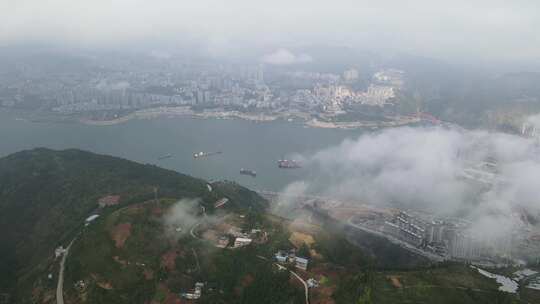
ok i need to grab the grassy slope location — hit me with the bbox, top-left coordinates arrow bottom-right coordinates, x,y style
371,265 -> 515,304
65,199 -> 303,304
0,148 -> 266,301
0,148 -> 534,304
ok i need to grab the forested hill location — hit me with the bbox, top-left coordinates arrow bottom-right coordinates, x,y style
0,148 -> 266,300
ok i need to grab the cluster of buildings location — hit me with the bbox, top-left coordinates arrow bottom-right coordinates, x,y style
373,69 -> 405,87
97,195 -> 121,208
304,69 -> 403,113
274,249 -> 309,271
234,237 -> 253,248
383,211 -> 516,262
181,282 -> 204,300
384,212 -> 447,255
357,85 -> 396,107
0,54 -> 406,120
521,121 -> 540,138
214,226 -> 266,249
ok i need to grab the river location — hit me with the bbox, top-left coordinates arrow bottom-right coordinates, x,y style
0,110 -> 364,191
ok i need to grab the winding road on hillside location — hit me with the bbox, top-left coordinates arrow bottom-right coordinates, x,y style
56,238 -> 76,304
256,255 -> 309,304
285,266 -> 309,304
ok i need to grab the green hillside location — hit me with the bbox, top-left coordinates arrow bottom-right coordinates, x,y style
0,148 -> 266,302
0,148 -> 537,304
63,199 -> 304,304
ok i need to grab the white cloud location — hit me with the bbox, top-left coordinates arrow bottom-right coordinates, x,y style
280,126 -> 540,252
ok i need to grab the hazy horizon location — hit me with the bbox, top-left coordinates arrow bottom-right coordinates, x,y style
2,0 -> 540,66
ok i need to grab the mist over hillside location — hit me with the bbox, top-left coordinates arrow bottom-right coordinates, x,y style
277,125 -> 540,261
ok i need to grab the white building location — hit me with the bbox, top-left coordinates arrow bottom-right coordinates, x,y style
234,237 -> 252,248
85,214 -> 100,223
295,257 -> 309,271
55,246 -> 67,258
343,68 -> 359,82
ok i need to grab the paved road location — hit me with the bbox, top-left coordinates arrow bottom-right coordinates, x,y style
256,255 -> 309,304
289,269 -> 309,304
56,239 -> 75,304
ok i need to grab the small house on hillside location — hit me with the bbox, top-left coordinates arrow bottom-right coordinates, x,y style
307,278 -> 319,288
55,246 -> 67,258
234,237 -> 252,248
275,251 -> 288,263
217,236 -> 229,248
98,195 -> 121,208
295,257 -> 309,271
181,282 -> 204,300
85,214 -> 100,223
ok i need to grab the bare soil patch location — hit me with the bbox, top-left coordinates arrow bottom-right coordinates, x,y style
161,249 -> 179,271
289,231 -> 316,248
388,275 -> 403,288
143,269 -> 154,280
110,223 -> 132,248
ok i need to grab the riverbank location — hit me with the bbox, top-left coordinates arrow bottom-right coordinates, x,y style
306,115 -> 421,130
79,106 -> 195,126
1,106 -> 422,130
77,106 -> 420,130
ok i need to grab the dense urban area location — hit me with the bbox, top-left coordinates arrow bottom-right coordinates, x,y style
0,52 -> 421,130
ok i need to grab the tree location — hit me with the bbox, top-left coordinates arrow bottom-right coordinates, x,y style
297,243 -> 311,258
357,287 -> 372,304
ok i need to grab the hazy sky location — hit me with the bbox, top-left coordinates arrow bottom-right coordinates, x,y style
2,0 -> 539,61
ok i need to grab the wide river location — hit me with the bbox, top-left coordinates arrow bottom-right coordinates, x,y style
0,110 -> 365,191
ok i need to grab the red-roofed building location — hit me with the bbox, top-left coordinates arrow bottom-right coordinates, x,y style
98,195 -> 121,208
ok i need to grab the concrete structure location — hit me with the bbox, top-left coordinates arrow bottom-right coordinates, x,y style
55,246 -> 67,258
228,226 -> 244,237
384,211 -> 425,247
84,214 -> 100,223
343,68 -> 359,82
359,85 -> 395,106
449,231 -> 485,260
427,221 -> 445,243
98,195 -> 120,208
181,282 -> 204,300
307,278 -> 319,288
295,257 -> 309,271
234,237 -> 252,248
275,251 -> 288,263
217,236 -> 229,248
